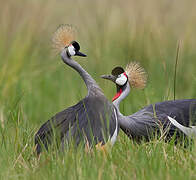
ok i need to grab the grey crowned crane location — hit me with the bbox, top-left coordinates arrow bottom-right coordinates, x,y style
101,62 -> 196,141
35,25 -> 119,155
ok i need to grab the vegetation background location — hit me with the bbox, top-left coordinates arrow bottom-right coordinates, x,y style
0,0 -> 196,179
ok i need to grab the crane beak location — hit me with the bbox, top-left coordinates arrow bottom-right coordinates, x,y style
101,74 -> 116,83
75,51 -> 87,57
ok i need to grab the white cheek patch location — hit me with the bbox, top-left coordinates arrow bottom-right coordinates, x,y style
115,74 -> 128,86
68,45 -> 76,56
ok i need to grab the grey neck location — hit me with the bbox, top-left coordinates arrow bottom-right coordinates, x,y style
61,49 -> 103,96
112,83 -> 131,129
112,82 -> 131,115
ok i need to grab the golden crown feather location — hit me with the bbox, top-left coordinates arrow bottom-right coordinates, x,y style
52,24 -> 76,54
125,62 -> 147,89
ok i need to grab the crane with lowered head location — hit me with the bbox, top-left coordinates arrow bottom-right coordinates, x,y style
101,62 -> 196,141
35,24 -> 119,155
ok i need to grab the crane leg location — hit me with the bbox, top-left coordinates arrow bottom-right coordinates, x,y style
95,142 -> 110,156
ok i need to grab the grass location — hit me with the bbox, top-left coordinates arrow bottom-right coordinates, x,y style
0,0 -> 196,179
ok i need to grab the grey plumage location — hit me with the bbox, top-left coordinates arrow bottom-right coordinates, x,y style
101,66 -> 196,142
119,98 -> 196,140
35,42 -> 118,155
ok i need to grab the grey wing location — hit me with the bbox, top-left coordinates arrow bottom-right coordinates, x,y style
119,110 -> 181,141
35,96 -> 118,154
119,99 -> 196,140
34,101 -> 83,154
63,96 -> 118,146
149,99 -> 196,126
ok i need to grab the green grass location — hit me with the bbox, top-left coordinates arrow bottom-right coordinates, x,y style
0,0 -> 196,179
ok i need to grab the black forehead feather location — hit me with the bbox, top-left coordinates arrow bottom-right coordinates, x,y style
71,41 -> 80,51
111,66 -> 125,77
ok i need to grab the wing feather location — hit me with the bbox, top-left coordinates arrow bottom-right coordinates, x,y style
35,96 -> 118,154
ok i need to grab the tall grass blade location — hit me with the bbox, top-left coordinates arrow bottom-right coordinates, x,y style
173,41 -> 181,100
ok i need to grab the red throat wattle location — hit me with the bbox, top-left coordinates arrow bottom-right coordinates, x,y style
112,88 -> 123,102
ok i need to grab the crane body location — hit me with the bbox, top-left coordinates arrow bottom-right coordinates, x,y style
35,25 -> 118,155
101,62 -> 196,141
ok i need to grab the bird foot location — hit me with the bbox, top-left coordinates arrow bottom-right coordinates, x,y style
95,142 -> 108,156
